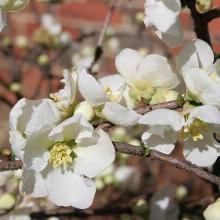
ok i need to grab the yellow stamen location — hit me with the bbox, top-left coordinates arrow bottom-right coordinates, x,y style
184,118 -> 208,142
103,86 -> 120,102
49,141 -> 76,168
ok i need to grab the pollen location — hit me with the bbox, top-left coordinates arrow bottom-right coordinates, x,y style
184,118 -> 208,142
49,141 -> 76,168
50,93 -> 60,103
103,86 -> 120,102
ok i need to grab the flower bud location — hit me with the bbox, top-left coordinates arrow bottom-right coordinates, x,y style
111,127 -> 127,142
37,54 -> 49,66
175,185 -> 188,201
74,101 -> 95,121
132,199 -> 148,215
128,139 -> 141,147
204,198 -> 220,220
0,193 -> 15,210
150,88 -> 179,105
9,82 -> 22,93
196,0 -> 212,14
15,35 -> 28,49
0,0 -> 29,12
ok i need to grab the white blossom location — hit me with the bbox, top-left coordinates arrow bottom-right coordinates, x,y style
139,105 -> 220,167
115,48 -> 179,104
20,114 -> 115,208
139,109 -> 184,154
176,39 -> 220,108
9,98 -> 61,160
144,0 -> 183,48
50,69 -> 77,116
78,69 -> 140,126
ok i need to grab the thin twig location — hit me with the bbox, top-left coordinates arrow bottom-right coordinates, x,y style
135,100 -> 182,115
114,142 -> 220,186
88,0 -> 119,72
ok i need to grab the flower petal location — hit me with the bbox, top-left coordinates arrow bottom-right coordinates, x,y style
142,126 -> 177,154
78,69 -> 107,107
103,102 -> 140,127
74,129 -> 115,178
99,74 -> 125,97
137,54 -> 179,88
182,68 -> 220,107
183,136 -> 220,167
145,0 -> 181,33
187,105 -> 220,125
21,168 -> 48,198
23,127 -> 52,172
115,48 -> 143,85
155,19 -> 183,48
43,168 -> 96,209
139,109 -> 184,131
176,39 -> 214,72
48,114 -> 94,142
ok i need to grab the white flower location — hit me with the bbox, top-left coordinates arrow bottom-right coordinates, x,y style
176,39 -> 220,108
78,69 -> 140,126
9,98 -> 61,160
0,0 -> 29,31
50,69 -> 77,116
21,114 -> 115,208
183,105 -> 220,167
139,109 -> 184,154
41,14 -> 62,36
144,0 -> 183,48
204,198 -> 220,220
115,48 -> 179,103
150,185 -> 179,220
139,105 -> 220,167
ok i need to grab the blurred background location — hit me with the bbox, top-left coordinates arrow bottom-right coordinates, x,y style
1,0 -> 220,219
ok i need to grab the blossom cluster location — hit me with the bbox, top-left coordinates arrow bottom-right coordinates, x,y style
4,0 -> 220,216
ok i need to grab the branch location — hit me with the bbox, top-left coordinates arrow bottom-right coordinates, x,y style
1,142 -> 220,185
31,206 -> 132,219
114,142 -> 220,186
88,0 -> 118,72
204,7 -> 220,22
135,100 -> 182,115
185,0 -> 211,46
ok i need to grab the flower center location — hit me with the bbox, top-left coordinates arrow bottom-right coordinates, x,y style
49,140 -> 77,168
103,86 -> 120,102
129,80 -> 155,102
184,118 -> 208,141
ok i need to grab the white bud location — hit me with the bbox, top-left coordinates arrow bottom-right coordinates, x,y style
111,126 -> 127,142
128,139 -> 141,147
204,198 -> 220,220
0,193 -> 15,210
0,0 -> 29,12
74,101 -> 95,121
15,35 -> 28,49
175,185 -> 188,200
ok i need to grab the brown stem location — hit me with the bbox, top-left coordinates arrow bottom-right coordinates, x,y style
204,7 -> 220,22
88,0 -> 118,72
114,142 -> 220,186
1,142 -> 220,186
135,100 -> 182,115
185,0 -> 211,46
